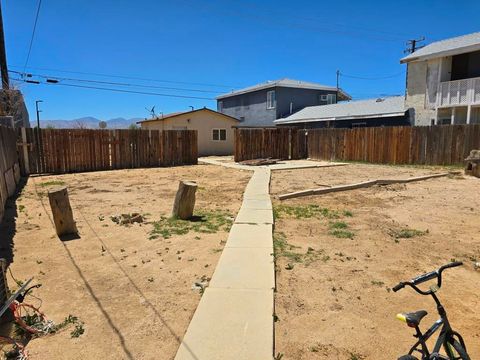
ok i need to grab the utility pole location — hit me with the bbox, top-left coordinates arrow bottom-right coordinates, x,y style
404,37 -> 425,55
336,70 -> 340,104
0,2 -> 9,90
35,100 -> 43,128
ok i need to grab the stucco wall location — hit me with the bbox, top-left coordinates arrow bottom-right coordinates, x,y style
405,61 -> 436,126
140,110 -> 237,156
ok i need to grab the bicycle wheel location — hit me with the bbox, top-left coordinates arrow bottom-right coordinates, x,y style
444,338 -> 470,360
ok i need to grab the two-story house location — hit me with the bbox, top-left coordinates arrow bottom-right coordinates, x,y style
216,78 -> 351,127
401,32 -> 480,126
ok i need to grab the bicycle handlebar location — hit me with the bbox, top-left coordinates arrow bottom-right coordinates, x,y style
393,261 -> 462,295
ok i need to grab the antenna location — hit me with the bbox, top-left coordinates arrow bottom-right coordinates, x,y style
145,105 -> 157,118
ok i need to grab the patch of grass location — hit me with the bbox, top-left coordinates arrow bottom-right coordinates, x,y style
149,210 -> 233,239
274,232 -> 327,265
18,205 -> 25,212
330,221 -> 348,229
328,221 -> 355,239
343,210 -> 353,217
329,229 -> 355,239
389,228 -> 427,239
371,280 -> 385,287
273,204 -> 341,220
39,180 -> 65,187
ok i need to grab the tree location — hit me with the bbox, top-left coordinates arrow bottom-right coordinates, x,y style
128,123 -> 139,130
73,120 -> 88,129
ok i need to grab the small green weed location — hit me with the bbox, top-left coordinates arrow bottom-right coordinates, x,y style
389,228 -> 427,239
150,210 -> 233,239
371,280 -> 385,287
39,180 -> 65,187
330,221 -> 348,229
328,221 -> 355,239
343,210 -> 353,217
18,205 -> 25,212
329,229 -> 355,239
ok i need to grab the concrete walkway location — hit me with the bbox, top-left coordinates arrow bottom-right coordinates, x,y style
200,156 -> 346,171
174,165 -> 275,360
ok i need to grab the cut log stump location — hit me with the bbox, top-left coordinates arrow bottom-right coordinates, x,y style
48,186 -> 78,237
172,180 -> 197,220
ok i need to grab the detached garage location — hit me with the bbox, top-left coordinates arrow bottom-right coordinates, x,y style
138,107 -> 239,156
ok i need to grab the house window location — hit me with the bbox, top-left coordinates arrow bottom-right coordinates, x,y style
212,128 -> 227,141
218,101 -> 223,112
327,94 -> 336,104
320,94 -> 328,102
266,90 -> 276,109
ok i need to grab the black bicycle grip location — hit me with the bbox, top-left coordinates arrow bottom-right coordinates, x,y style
392,283 -> 404,292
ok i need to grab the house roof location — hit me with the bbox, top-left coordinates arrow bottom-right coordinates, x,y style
137,107 -> 240,124
274,96 -> 406,124
401,32 -> 480,63
216,78 -> 351,100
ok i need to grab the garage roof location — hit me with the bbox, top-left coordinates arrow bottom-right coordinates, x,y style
274,96 -> 406,124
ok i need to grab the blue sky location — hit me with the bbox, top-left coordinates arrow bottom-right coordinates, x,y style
3,0 -> 480,121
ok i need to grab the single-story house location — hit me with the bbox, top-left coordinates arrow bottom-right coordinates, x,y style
274,96 -> 410,128
137,107 -> 239,156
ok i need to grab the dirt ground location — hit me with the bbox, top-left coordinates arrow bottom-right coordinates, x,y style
271,164 -> 480,359
0,164 -> 250,360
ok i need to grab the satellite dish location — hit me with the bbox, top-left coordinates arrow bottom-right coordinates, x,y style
99,120 -> 107,129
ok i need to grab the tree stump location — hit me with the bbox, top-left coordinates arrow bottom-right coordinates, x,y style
48,187 -> 78,237
172,180 -> 197,220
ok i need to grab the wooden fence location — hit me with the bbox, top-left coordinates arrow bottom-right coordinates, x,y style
234,128 -> 305,162
307,124 -> 480,165
0,126 -> 21,223
17,128 -> 198,175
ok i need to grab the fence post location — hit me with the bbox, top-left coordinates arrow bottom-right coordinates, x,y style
20,127 -> 29,175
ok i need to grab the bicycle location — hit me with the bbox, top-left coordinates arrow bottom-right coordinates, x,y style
393,261 -> 470,360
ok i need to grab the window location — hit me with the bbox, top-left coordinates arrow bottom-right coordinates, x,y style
320,94 -> 328,102
212,128 -> 227,141
266,90 -> 276,109
218,101 -> 223,112
327,94 -> 337,104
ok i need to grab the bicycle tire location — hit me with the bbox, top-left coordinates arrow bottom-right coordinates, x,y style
444,338 -> 470,360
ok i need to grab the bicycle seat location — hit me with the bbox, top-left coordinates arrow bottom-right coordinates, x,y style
396,310 -> 428,327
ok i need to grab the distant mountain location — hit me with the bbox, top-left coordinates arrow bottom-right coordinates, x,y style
39,117 -> 145,129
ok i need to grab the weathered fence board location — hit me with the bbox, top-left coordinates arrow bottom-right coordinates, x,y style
0,126 -> 21,223
234,128 -> 300,162
16,128 -> 198,175
307,124 -> 480,166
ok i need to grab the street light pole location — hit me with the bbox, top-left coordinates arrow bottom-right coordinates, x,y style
35,100 -> 43,128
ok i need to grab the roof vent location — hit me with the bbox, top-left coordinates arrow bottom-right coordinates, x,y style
375,98 -> 385,102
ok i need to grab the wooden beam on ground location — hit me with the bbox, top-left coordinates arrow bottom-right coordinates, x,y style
278,172 -> 459,200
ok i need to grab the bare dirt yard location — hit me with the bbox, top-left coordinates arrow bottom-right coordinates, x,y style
271,163 -> 480,359
0,164 -> 250,359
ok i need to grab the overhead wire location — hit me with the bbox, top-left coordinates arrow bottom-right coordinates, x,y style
11,77 -> 216,100
23,0 -> 43,73
8,70 -> 222,94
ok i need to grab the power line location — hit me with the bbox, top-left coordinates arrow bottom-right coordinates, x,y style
8,70 -> 222,94
11,77 -> 216,100
11,65 -> 237,89
339,71 -> 406,80
23,0 -> 42,73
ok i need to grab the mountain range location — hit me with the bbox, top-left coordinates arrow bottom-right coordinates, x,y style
39,117 -> 145,129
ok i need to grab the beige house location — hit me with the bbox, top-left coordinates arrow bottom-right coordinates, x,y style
137,108 -> 239,156
401,32 -> 480,126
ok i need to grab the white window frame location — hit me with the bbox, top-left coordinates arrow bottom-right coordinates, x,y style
266,90 -> 276,109
212,128 -> 227,141
320,94 -> 328,101
327,93 -> 337,104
